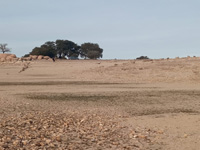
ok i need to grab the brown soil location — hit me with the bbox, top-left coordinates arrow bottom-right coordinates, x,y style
0,58 -> 200,150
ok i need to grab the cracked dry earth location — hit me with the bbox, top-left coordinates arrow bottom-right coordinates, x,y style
0,59 -> 200,150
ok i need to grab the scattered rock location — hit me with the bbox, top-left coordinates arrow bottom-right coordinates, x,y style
30,55 -> 38,60
37,55 -> 44,60
0,112 -> 159,149
43,56 -> 50,60
184,134 -> 188,138
0,54 -> 17,62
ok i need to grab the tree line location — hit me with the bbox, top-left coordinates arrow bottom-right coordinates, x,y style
26,40 -> 103,59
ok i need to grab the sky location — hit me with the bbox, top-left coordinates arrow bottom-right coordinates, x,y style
0,0 -> 200,59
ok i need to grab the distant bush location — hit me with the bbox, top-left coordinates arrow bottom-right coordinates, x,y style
136,56 -> 149,60
23,54 -> 30,57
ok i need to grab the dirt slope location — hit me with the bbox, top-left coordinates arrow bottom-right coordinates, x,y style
0,58 -> 200,149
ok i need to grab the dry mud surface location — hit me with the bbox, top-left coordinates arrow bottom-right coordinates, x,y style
0,58 -> 200,150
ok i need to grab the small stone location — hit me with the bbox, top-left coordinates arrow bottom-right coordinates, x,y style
6,137 -> 11,142
56,136 -> 62,142
157,130 -> 164,134
138,135 -> 147,139
2,144 -> 9,149
112,142 -> 119,145
91,138 -> 96,142
49,143 -> 55,147
46,139 -> 51,144
184,134 -> 188,138
22,140 -> 28,145
13,140 -> 19,146
35,142 -> 41,147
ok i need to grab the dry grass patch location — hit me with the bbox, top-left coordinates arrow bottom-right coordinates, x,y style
24,93 -> 116,102
20,90 -> 200,116
127,108 -> 199,116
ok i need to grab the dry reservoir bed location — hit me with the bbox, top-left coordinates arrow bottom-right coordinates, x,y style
0,59 -> 200,150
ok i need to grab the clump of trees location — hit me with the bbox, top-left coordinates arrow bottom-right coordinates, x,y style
0,44 -> 11,53
28,40 -> 103,59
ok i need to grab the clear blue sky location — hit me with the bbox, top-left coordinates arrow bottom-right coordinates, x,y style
1,0 -> 200,59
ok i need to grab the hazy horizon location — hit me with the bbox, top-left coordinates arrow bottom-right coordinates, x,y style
1,0 -> 200,59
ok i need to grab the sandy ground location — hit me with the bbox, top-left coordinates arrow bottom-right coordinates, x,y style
0,58 -> 200,149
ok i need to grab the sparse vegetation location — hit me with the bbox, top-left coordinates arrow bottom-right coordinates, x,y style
25,93 -> 116,102
0,43 -> 11,53
21,89 -> 200,116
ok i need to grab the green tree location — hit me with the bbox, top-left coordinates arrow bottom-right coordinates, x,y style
0,43 -> 11,53
80,43 -> 103,59
56,40 -> 80,59
30,41 -> 57,58
136,56 -> 149,60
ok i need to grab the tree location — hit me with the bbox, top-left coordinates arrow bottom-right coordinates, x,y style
56,40 -> 80,59
80,43 -> 103,59
0,44 -> 11,53
30,41 -> 57,58
136,56 -> 149,60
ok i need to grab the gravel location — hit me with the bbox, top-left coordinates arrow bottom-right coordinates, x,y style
0,111 -> 158,150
